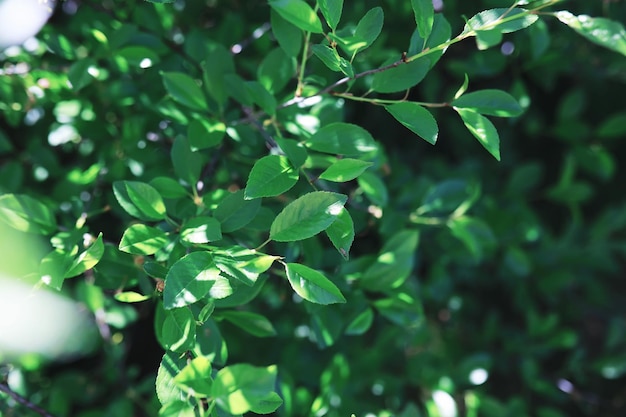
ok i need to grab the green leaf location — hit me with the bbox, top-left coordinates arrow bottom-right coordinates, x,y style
411,0 -> 434,39
161,72 -> 208,111
173,356 -> 213,397
258,48 -> 296,94
219,310 -> 277,337
463,8 -> 538,34
455,108 -> 501,161
311,44 -> 344,72
214,275 -> 269,308
146,0 -> 175,3
275,137 -> 308,168
269,0 -> 323,33
244,155 -> 299,199
188,119 -> 225,150
475,28 -> 503,50
67,58 -> 96,91
180,217 -> 222,244
270,191 -> 348,242
271,10 -> 303,57
319,0 -> 343,31
64,233 -> 105,278
224,74 -> 253,106
419,179 -> 480,216
119,224 -> 168,255
163,251 -> 221,309
354,7 -> 384,50
385,102 -> 438,144
245,81 -> 277,115
214,190 -> 262,233
114,291 -> 151,303
162,306 -> 196,352
372,58 -> 431,93
285,263 -> 346,304
158,401 -> 195,417
149,177 -> 189,199
360,230 -> 419,291
454,74 -> 469,100
156,351 -> 187,405
212,248 -> 277,286
555,11 -> 626,56
408,13 -> 451,66
201,44 -> 235,108
319,158 -> 372,182
0,193 -> 56,235
212,364 -> 283,414
39,250 -> 72,290
447,216 -> 496,262
305,122 -> 377,156
171,136 -> 203,186
345,307 -> 374,335
325,207 -> 354,260
126,181 -> 167,220
357,171 -> 388,207
452,89 -> 523,117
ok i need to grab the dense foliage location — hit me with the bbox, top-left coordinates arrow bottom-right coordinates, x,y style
1,0 -> 626,416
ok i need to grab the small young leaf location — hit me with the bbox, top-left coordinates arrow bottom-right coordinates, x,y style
163,251 -> 221,309
212,364 -> 283,414
325,207 -> 354,260
411,0 -> 434,39
119,224 -> 168,255
161,72 -> 208,111
454,74 -> 470,100
385,102 -> 438,144
319,0 -> 343,31
219,310 -> 277,337
65,233 -> 105,278
173,356 -> 213,397
188,119 -> 225,150
354,7 -> 384,50
305,122 -> 377,156
452,89 -> 523,117
114,291 -> 151,303
555,11 -> 626,57
285,263 -> 346,304
162,306 -> 196,352
0,193 -> 56,235
270,191 -> 348,242
455,108 -> 501,161
319,158 -> 373,182
244,155 -> 299,199
269,0 -> 323,33
271,9 -> 303,57
180,217 -> 222,244
214,190 -> 261,233
463,8 -> 538,34
372,58 -> 430,93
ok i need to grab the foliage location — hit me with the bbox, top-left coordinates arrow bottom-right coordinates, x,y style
1,0 -> 626,416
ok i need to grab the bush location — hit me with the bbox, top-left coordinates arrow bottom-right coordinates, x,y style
1,0 -> 626,416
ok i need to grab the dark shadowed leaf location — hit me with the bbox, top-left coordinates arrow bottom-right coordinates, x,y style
386,102 -> 438,144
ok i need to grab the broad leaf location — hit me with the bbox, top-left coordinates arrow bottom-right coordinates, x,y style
275,137 -> 308,168
555,11 -> 626,57
385,102 -> 438,144
360,230 -> 419,291
188,119 -> 225,150
162,306 -> 196,352
357,171 -> 389,207
212,364 -> 283,414
270,191 -> 347,242
0,193 -> 56,235
354,7 -> 384,50
173,356 -> 213,397
269,0 -> 323,33
285,263 -> 346,304
258,48 -> 296,94
372,58 -> 430,93
119,224 -> 168,255
305,122 -> 377,156
325,207 -> 355,260
65,233 -> 105,278
125,181 -> 167,220
271,10 -> 302,57
319,0 -> 343,31
452,90 -> 523,117
411,0 -> 434,39
180,217 -> 222,244
319,158 -> 372,182
163,251 -> 221,309
245,81 -> 277,115
201,44 -> 234,107
113,180 -> 157,220
156,351 -> 187,405
455,108 -> 501,161
219,310 -> 277,337
171,136 -> 203,186
149,177 -> 188,199
244,155 -> 299,199
463,8 -> 538,34
161,72 -> 208,111
214,190 -> 261,233
345,307 -> 374,335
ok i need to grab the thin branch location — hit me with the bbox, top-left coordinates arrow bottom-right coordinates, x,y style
0,382 -> 56,417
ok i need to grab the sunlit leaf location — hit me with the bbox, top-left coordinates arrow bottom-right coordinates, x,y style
269,0 -> 323,33
555,11 -> 626,56
285,263 -> 346,304
452,89 -> 523,117
161,72 -> 208,111
163,252 -> 221,309
244,155 -> 299,199
212,364 -> 283,414
0,193 -> 56,235
455,108 -> 501,160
